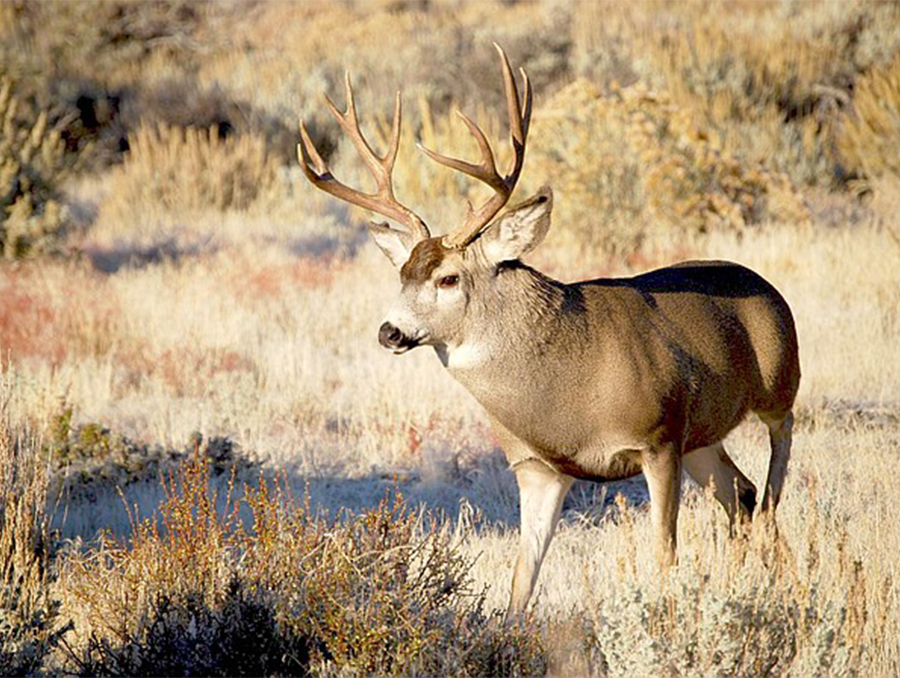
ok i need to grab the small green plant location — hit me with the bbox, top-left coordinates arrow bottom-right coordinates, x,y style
46,406 -> 256,502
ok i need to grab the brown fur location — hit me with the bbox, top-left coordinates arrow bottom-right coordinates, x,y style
450,261 -> 799,476
400,238 -> 450,285
428,255 -> 799,620
300,48 -> 800,623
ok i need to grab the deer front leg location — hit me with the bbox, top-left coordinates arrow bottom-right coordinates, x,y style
641,445 -> 682,568
506,459 -> 574,622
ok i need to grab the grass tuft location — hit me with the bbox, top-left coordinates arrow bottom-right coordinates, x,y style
102,123 -> 281,222
0,388 -> 69,674
837,55 -> 900,182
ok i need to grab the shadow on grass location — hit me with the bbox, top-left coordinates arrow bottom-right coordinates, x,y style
78,212 -> 369,275
82,236 -> 217,273
52,435 -> 650,545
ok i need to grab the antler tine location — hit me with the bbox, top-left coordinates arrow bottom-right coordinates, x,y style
385,91 -> 402,174
420,44 -> 532,249
323,73 -> 387,188
496,43 -> 524,146
298,121 -> 328,176
520,67 -> 533,141
297,74 -> 430,241
417,111 -> 504,192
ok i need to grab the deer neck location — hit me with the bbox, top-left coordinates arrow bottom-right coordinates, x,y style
436,262 -> 586,386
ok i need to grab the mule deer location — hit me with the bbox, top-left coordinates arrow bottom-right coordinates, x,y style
298,45 -> 800,620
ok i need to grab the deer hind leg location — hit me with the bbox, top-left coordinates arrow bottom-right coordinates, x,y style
507,460 -> 574,623
761,411 -> 794,513
641,445 -> 682,569
683,441 -> 757,532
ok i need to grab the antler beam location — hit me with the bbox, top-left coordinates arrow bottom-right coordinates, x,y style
418,43 -> 532,249
297,74 -> 430,242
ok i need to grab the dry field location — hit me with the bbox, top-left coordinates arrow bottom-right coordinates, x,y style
2,1 -> 900,675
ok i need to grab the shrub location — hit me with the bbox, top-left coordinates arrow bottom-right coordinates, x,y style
46,405 -> 256,503
527,79 -> 809,255
72,582 -> 303,677
61,451 -> 545,676
575,488 -> 875,677
0,1 -> 204,86
571,1 -> 900,188
243,481 -> 545,676
0,77 -> 69,259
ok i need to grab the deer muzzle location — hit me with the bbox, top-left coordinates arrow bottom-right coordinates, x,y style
378,321 -> 419,353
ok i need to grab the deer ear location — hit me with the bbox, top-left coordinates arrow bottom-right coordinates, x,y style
477,187 -> 552,265
368,222 -> 416,269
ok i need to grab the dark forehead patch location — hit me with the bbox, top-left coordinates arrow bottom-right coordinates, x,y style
400,237 -> 450,284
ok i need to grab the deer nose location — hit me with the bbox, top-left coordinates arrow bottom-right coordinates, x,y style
378,321 -> 404,349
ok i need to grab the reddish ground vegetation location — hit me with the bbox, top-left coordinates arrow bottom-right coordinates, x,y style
233,256 -> 340,302
0,266 -> 62,363
0,263 -> 120,366
117,345 -> 258,398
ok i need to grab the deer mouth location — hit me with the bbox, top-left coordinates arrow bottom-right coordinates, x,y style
378,321 -> 426,354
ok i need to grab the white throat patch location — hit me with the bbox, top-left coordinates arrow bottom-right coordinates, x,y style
439,341 -> 489,371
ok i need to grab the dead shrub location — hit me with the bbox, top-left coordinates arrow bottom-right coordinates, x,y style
0,391 -> 69,675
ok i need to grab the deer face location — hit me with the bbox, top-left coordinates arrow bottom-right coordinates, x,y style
372,236 -> 472,354
297,43 -> 539,356
371,189 -> 553,355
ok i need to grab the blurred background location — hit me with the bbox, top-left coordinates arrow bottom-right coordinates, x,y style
3,0 -> 899,261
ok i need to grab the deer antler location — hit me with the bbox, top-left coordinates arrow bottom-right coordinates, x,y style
418,43 -> 532,249
297,73 -> 430,242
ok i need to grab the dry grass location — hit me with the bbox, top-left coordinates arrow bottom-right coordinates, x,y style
0,385 -> 68,674
0,0 -> 899,675
462,418 -> 900,675
56,448 -> 543,676
3,207 -> 898,675
838,55 -> 900,181
103,123 -> 281,218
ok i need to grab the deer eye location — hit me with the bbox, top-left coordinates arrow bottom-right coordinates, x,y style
437,274 -> 459,289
